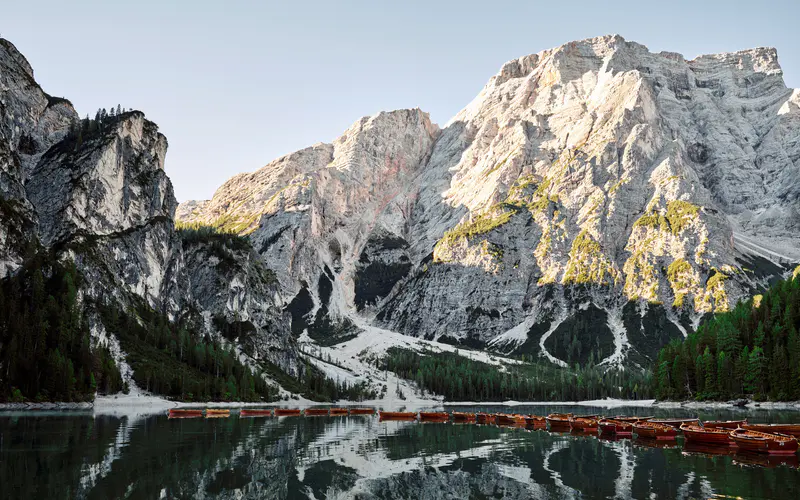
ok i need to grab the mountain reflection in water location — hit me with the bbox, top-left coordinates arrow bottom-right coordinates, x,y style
1,406 -> 799,499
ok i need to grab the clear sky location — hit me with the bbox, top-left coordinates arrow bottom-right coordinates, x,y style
4,0 -> 799,202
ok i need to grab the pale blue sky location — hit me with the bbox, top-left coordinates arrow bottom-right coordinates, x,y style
4,1 -> 799,201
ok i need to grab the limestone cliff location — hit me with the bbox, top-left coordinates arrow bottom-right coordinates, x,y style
0,37 -> 298,389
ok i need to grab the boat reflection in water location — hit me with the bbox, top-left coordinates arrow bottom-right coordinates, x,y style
2,407 -> 800,499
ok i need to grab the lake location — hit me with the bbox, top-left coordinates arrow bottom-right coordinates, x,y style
1,405 -> 799,499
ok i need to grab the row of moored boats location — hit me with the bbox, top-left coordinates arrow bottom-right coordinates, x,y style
168,408 -> 800,456
380,412 -> 800,456
168,407 -> 376,419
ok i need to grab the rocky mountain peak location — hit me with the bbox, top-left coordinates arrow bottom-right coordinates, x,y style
178,35 -> 800,369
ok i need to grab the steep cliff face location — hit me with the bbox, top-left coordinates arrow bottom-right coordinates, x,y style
0,37 -> 298,389
181,35 -> 799,369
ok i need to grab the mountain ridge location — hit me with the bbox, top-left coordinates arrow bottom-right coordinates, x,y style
179,34 -> 800,369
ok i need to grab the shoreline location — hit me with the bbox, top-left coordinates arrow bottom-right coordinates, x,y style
4,396 -> 800,414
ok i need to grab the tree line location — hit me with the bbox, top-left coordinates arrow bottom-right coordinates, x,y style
0,252 -> 122,402
655,269 -> 800,401
383,347 -> 652,402
95,299 -> 279,402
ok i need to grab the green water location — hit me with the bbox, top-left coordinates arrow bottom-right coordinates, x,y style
1,405 -> 799,499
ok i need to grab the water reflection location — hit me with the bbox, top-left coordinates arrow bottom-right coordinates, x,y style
0,406 -> 799,499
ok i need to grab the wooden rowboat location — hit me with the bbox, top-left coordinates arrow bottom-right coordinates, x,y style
681,423 -> 732,445
239,409 -> 273,417
419,412 -> 449,422
702,419 -> 747,430
730,429 -> 799,455
612,416 -> 653,423
274,409 -> 302,417
330,408 -> 349,416
648,417 -> 699,429
379,411 -> 416,421
546,413 -> 573,429
524,415 -> 546,428
742,423 -> 800,439
598,419 -> 634,437
349,408 -> 375,415
633,421 -> 678,440
205,409 -> 230,418
476,413 -> 496,424
168,409 -> 203,419
304,408 -> 330,416
569,416 -> 599,432
452,412 -> 476,422
495,413 -> 517,425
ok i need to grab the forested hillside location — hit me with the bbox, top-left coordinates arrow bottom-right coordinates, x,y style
0,252 -> 122,402
383,347 -> 653,401
655,268 -> 800,401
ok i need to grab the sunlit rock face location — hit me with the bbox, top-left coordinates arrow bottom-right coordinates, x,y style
180,34 -> 796,367
0,37 -> 298,377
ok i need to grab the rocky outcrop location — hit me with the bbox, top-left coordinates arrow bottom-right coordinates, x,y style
0,37 -> 298,385
180,35 -> 800,369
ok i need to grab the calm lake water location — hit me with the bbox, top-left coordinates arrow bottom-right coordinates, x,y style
1,405 -> 799,499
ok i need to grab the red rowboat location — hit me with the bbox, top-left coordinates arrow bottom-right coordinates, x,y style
495,413 -> 517,425
730,429 -> 799,455
546,413 -> 573,429
330,408 -> 348,416
569,416 -> 599,432
205,409 -> 230,418
476,413 -> 496,424
612,416 -> 653,423
702,419 -> 746,430
633,421 -> 678,440
379,411 -> 416,421
452,412 -> 476,422
648,417 -> 699,429
681,423 -> 732,445
239,409 -> 273,417
524,415 -> 546,428
349,408 -> 375,415
304,408 -> 330,416
742,423 -> 800,439
274,409 -> 301,417
598,419 -> 634,437
168,409 -> 203,419
419,412 -> 449,422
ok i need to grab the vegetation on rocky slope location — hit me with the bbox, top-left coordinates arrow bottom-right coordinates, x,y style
383,347 -> 652,401
0,252 -> 122,402
655,268 -> 800,401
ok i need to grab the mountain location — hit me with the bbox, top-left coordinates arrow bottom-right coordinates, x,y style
0,37 -> 297,402
179,34 -> 800,370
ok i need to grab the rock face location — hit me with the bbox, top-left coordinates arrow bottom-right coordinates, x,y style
181,35 -> 800,368
0,37 -> 298,382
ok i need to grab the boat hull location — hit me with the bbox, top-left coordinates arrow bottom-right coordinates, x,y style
330,408 -> 348,416
304,409 -> 330,416
168,409 -> 203,419
476,413 -> 496,424
349,408 -> 375,415
379,411 -> 417,421
239,410 -> 273,417
703,419 -> 746,430
730,430 -> 800,455
274,409 -> 302,417
452,412 -> 476,423
742,424 -> 800,439
681,425 -> 732,445
634,423 -> 678,440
